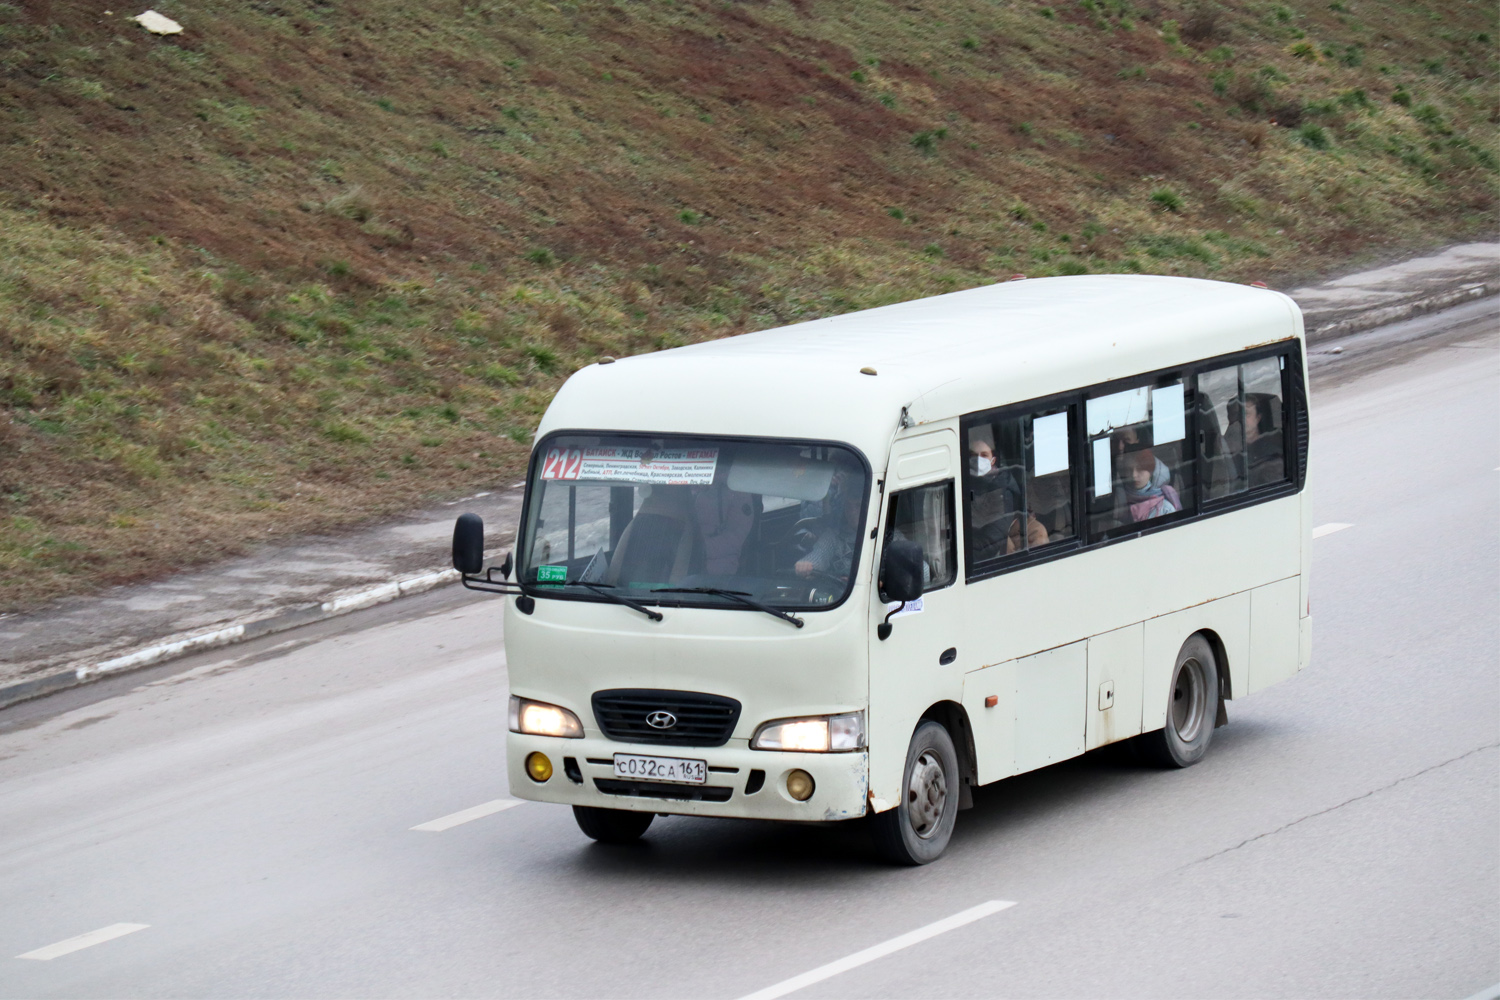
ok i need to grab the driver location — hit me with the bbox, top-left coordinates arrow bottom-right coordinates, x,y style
795,466 -> 861,580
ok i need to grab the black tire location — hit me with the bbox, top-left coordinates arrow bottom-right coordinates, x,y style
1137,634 -> 1219,768
572,805 -> 654,843
870,720 -> 960,865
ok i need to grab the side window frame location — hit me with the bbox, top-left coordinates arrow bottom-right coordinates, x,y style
879,479 -> 958,600
1194,342 -> 1301,516
1080,371 -> 1199,545
958,339 -> 1307,586
960,393 -> 1084,585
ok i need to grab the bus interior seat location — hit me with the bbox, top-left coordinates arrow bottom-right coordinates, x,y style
1198,400 -> 1235,495
1029,470 -> 1072,541
603,487 -> 700,586
734,495 -> 766,576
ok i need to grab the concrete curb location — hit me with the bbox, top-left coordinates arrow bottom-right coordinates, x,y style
2,268 -> 1494,715
0,567 -> 461,712
1302,280 -> 1497,343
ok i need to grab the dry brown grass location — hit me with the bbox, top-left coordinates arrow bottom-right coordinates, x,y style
0,0 -> 1495,610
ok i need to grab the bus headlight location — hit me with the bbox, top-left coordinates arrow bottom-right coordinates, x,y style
751,712 -> 864,752
509,696 -> 584,738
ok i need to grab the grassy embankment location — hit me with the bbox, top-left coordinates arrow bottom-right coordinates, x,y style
1,0 -> 1495,611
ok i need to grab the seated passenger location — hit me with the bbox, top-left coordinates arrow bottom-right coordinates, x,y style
1121,449 -> 1181,522
969,434 -> 1048,556
1244,393 -> 1285,488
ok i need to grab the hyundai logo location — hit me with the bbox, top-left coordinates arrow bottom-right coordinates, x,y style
645,711 -> 677,730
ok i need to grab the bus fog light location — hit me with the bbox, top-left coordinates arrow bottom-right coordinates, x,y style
525,752 -> 553,783
785,769 -> 815,801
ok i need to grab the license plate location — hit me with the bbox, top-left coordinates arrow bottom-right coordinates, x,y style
613,753 -> 707,784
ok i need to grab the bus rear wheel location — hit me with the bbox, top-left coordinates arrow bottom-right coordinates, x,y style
871,720 -> 959,865
1138,634 -> 1219,769
572,805 -> 654,843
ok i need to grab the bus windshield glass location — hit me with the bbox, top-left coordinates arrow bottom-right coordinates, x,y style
521,435 -> 868,610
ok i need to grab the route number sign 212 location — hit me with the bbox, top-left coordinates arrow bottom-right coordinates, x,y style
541,447 -> 584,480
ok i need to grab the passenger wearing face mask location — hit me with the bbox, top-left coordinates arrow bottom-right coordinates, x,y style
968,429 -> 1048,559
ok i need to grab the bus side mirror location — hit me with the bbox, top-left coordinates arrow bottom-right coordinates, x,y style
452,513 -> 485,575
880,538 -> 925,604
877,539 -> 924,641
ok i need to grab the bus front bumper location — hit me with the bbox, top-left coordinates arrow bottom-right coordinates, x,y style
505,733 -> 869,822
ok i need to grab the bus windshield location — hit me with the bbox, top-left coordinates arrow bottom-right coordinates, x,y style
520,434 -> 868,611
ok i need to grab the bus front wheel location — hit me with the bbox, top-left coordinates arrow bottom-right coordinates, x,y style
1138,634 -> 1219,769
573,805 -> 654,844
871,720 -> 959,865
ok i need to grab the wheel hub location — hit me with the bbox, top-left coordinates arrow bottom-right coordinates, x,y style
1171,656 -> 1208,743
907,750 -> 947,839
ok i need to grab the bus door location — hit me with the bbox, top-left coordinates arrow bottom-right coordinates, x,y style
866,429 -> 962,812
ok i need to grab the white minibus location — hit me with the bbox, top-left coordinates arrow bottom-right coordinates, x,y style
452,274 -> 1311,864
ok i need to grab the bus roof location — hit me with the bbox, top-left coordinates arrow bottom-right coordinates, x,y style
538,275 -> 1301,465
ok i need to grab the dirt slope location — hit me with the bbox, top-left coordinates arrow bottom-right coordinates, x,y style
1,0 -> 1495,609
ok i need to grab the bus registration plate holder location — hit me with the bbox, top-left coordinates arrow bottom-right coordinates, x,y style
612,753 -> 707,784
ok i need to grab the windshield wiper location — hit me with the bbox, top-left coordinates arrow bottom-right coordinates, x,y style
534,579 -> 664,622
651,587 -> 804,628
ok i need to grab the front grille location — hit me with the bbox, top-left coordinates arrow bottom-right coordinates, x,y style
591,688 -> 741,747
594,778 -> 734,803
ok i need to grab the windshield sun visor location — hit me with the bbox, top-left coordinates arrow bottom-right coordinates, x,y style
726,447 -> 835,502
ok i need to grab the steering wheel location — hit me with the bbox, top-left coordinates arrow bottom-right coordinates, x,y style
773,517 -> 822,551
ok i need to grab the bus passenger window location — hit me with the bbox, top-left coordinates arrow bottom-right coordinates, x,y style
881,481 -> 957,597
1198,356 -> 1287,498
965,407 -> 1076,566
1085,380 -> 1196,536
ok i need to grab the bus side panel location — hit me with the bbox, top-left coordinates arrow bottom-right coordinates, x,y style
1142,591 -> 1251,733
1086,623 -> 1145,750
962,660 -> 1016,785
1014,641 -> 1087,773
962,498 -> 1302,686
1248,576 -> 1302,693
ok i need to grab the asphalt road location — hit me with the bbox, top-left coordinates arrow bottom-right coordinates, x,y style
0,303 -> 1495,1000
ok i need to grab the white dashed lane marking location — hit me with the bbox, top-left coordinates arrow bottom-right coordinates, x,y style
17,923 -> 149,961
1312,522 -> 1353,538
410,799 -> 523,832
736,900 -> 1017,1000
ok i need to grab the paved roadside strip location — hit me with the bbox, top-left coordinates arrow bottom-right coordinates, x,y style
1293,242 -> 1497,344
0,565 -> 467,712
0,480 -> 527,710
0,244 -> 1494,714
